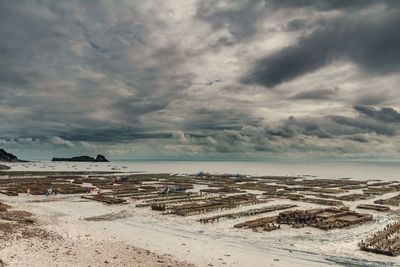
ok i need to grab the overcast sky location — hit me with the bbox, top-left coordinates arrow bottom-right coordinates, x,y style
1,0 -> 400,160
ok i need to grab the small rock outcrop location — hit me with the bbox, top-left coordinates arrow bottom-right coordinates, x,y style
0,149 -> 24,162
51,154 -> 109,162
95,154 -> 108,162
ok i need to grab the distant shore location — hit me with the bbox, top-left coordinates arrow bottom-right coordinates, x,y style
2,159 -> 400,180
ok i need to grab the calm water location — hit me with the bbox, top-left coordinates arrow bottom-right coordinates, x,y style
5,160 -> 400,181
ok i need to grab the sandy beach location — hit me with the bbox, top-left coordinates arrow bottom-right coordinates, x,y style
1,163 -> 400,267
2,0 -> 400,265
0,195 -> 195,267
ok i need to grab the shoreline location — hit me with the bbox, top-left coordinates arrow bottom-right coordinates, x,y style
2,160 -> 400,180
1,168 -> 400,266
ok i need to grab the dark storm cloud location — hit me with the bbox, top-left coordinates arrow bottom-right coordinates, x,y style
330,115 -> 395,136
354,95 -> 388,106
329,105 -> 400,136
266,0 -> 398,11
291,88 -> 337,100
267,117 -> 332,139
286,19 -> 307,32
243,1 -> 400,88
0,0 -> 190,142
183,108 -> 263,132
113,96 -> 170,120
59,128 -> 174,143
346,135 -> 368,143
184,106 -> 400,154
266,105 -> 400,142
354,106 -> 400,123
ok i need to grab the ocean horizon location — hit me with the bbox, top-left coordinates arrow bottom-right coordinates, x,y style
5,159 -> 400,181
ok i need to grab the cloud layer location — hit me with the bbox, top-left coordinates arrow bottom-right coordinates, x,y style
0,0 -> 400,159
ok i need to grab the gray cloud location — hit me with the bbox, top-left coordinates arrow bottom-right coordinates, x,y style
59,128 -> 174,143
182,105 -> 400,155
330,115 -> 395,136
291,88 -> 337,100
0,1 -> 190,138
243,2 -> 400,88
354,94 -> 388,106
0,0 -> 399,159
266,0 -> 399,12
346,135 -> 368,143
266,105 -> 400,142
196,0 -> 267,40
286,19 -> 307,31
183,108 -> 263,132
354,106 -> 400,123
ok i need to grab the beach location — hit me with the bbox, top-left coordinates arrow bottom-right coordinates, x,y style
0,162 -> 400,266
0,194 -> 194,267
2,1 -> 400,266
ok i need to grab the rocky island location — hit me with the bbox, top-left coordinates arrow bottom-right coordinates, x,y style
51,154 -> 109,162
0,148 -> 25,162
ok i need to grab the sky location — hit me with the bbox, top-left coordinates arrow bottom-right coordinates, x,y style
1,0 -> 400,160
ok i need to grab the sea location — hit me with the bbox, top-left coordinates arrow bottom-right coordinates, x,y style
3,159 -> 400,181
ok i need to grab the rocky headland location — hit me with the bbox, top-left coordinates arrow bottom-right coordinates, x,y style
0,149 -> 25,162
51,154 -> 109,162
